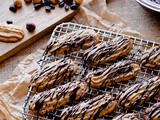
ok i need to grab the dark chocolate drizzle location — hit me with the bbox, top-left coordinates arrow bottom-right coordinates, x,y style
119,76 -> 160,109
29,81 -> 87,114
147,102 -> 160,120
83,36 -> 132,65
141,46 -> 160,67
113,113 -> 138,120
46,30 -> 98,55
61,94 -> 116,120
87,60 -> 137,88
30,58 -> 77,91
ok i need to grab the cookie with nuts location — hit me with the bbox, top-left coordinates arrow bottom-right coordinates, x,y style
0,23 -> 24,43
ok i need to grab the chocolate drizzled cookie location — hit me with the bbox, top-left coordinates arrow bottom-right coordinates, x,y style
60,93 -> 117,120
119,76 -> 160,109
112,113 -> 139,120
30,58 -> 78,91
141,46 -> 160,68
83,36 -> 133,66
46,29 -> 99,55
29,81 -> 88,115
86,60 -> 140,88
145,102 -> 160,120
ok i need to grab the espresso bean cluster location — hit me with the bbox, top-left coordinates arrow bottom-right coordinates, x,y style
9,0 -> 82,13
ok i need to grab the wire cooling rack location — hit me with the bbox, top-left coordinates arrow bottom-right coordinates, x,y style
22,22 -> 160,120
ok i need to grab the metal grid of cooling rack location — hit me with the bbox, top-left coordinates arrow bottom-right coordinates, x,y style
22,22 -> 160,120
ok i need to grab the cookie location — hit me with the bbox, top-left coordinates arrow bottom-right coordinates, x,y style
61,93 -> 117,120
47,29 -> 99,55
141,46 -> 160,68
119,76 -> 160,109
83,36 -> 133,66
113,113 -> 139,120
86,60 -> 140,88
30,58 -> 78,91
145,102 -> 160,120
0,23 -> 24,42
29,81 -> 88,115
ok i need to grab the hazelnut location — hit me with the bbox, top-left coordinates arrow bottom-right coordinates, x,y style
50,0 -> 58,4
33,0 -> 41,4
75,0 -> 83,4
13,0 -> 22,8
26,23 -> 36,32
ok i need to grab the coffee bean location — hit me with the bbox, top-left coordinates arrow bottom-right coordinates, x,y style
64,4 -> 69,11
70,4 -> 78,10
45,6 -> 51,12
59,1 -> 65,7
6,20 -> 13,24
34,3 -> 42,10
44,0 -> 51,5
50,4 -> 55,10
9,4 -> 17,13
26,23 -> 36,32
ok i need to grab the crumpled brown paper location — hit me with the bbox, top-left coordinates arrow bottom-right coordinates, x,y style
0,0 -> 142,120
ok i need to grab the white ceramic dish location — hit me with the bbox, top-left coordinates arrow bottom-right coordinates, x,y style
137,0 -> 160,12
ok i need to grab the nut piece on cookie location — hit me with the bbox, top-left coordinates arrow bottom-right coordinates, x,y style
0,23 -> 24,43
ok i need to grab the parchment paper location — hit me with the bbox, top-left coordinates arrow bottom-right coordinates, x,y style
0,0 -> 142,119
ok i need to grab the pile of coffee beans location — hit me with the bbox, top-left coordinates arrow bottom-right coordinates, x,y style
9,0 -> 83,13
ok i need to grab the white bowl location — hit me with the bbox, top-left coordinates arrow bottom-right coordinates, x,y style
137,0 -> 160,12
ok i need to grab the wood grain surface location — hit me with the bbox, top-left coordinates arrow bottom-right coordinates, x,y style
0,0 -> 78,63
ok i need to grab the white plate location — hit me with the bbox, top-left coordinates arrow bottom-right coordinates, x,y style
137,0 -> 160,12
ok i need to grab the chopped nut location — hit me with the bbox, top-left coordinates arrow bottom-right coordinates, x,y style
75,0 -> 83,4
33,0 -> 41,4
13,0 -> 22,8
50,0 -> 58,4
